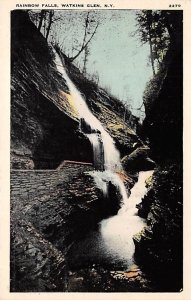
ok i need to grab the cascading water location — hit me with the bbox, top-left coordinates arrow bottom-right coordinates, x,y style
55,52 -> 122,172
86,133 -> 104,171
54,50 -> 154,269
99,170 -> 153,266
67,170 -> 153,269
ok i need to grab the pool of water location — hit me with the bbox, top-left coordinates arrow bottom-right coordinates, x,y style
67,170 -> 153,270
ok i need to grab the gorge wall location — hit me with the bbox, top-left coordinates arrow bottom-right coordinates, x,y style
134,13 -> 183,292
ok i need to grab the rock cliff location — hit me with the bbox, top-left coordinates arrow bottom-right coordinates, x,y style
11,10 -> 140,170
133,13 -> 183,292
11,11 -> 91,169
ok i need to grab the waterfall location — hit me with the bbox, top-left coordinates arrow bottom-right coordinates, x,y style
67,170 -> 154,269
54,51 -> 154,268
54,52 -> 121,172
54,51 -> 128,200
86,133 -> 104,171
100,170 -> 153,265
90,170 -> 128,201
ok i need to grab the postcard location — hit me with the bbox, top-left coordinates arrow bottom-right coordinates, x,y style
0,0 -> 191,299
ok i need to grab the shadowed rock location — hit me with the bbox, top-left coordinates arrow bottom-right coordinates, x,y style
121,146 -> 155,173
10,165 -> 124,292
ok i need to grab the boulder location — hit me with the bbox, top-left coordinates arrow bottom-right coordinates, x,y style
121,146 -> 155,172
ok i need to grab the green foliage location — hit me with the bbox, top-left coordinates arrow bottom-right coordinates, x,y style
136,10 -> 183,71
136,10 -> 183,114
135,10 -> 172,73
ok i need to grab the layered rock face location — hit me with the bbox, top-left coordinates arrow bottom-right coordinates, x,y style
134,14 -> 183,292
11,11 -> 140,170
65,61 -> 141,157
11,11 -> 93,169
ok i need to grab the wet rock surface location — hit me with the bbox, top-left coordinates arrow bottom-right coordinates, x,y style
65,264 -> 154,292
122,146 -> 155,173
134,164 -> 183,291
58,52 -> 142,157
10,164 -> 152,292
10,165 -> 123,292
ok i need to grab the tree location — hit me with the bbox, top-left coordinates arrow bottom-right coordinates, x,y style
134,10 -> 183,116
69,12 -> 99,62
82,45 -> 90,75
28,10 -> 100,67
38,10 -> 46,31
135,10 -> 170,74
45,10 -> 55,40
28,10 -> 62,41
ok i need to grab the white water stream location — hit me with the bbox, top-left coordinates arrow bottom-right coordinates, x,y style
54,52 -> 121,172
99,170 -> 153,265
67,170 -> 153,268
54,51 -> 153,266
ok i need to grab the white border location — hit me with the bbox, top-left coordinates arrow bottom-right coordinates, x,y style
0,0 -> 191,299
